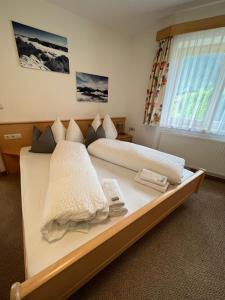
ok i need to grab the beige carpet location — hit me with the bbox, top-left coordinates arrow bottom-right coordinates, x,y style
0,175 -> 224,300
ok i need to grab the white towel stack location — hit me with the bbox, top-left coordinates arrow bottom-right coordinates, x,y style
135,168 -> 169,192
102,179 -> 128,217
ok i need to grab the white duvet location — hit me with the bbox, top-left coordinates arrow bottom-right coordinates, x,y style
88,139 -> 185,184
41,141 -> 109,242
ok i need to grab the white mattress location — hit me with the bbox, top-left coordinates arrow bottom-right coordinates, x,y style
20,147 -> 193,278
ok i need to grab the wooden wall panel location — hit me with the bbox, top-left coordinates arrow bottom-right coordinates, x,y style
0,117 -> 126,173
0,117 -> 126,154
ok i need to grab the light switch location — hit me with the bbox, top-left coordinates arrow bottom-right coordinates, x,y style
4,133 -> 22,140
0,104 -> 4,110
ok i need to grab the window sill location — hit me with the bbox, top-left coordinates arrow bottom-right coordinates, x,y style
159,127 -> 225,143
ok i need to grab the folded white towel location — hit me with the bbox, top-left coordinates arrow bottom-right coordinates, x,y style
102,179 -> 125,208
109,207 -> 128,217
102,179 -> 128,217
139,169 -> 168,187
135,171 -> 169,193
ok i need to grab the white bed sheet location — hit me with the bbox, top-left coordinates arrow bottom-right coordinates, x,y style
20,147 -> 193,278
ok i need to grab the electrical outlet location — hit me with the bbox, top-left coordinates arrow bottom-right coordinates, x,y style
4,133 -> 22,140
128,127 -> 135,132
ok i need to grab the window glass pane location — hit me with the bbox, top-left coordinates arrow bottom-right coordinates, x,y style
160,27 -> 225,136
171,53 -> 223,122
212,87 -> 225,134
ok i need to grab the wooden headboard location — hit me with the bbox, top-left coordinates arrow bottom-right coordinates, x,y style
0,117 -> 126,173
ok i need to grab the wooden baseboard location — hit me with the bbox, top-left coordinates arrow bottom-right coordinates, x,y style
205,174 -> 225,183
186,167 -> 225,183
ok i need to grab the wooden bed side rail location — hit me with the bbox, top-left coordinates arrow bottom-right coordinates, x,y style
10,169 -> 205,300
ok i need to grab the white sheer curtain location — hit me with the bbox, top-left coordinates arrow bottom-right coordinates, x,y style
160,27 -> 225,136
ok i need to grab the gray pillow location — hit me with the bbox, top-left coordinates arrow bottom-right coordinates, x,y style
85,124 -> 106,147
85,125 -> 96,147
96,124 -> 106,139
30,126 -> 56,153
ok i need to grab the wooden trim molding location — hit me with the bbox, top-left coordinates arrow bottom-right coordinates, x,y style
156,14 -> 225,41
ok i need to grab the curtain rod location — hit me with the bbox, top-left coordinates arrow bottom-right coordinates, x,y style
156,14 -> 225,41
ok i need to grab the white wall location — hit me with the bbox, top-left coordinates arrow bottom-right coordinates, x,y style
127,2 -> 225,148
1,0 -> 225,145
0,0 -> 132,122
126,15 -> 172,148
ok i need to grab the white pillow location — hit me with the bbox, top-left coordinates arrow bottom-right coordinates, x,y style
103,114 -> 118,139
92,114 -> 101,131
51,117 -> 66,143
66,118 -> 84,143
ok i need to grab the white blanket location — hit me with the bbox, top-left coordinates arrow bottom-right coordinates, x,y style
88,139 -> 185,184
41,141 -> 109,242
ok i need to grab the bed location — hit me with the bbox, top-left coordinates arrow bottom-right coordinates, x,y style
10,145 -> 205,300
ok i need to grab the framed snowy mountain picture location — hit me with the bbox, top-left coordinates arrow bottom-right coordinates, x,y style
12,21 -> 69,74
76,72 -> 108,103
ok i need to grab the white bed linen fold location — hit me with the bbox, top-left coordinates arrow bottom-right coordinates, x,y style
41,141 -> 108,242
88,139 -> 185,184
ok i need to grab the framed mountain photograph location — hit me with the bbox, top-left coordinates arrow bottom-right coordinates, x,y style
76,72 -> 108,102
12,21 -> 69,74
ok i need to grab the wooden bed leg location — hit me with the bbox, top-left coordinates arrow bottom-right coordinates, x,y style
10,282 -> 21,300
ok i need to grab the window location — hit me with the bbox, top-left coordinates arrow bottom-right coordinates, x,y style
160,27 -> 225,136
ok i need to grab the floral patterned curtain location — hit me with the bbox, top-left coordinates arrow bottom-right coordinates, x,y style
143,37 -> 172,125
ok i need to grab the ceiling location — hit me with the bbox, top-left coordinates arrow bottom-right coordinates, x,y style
47,0 -> 223,35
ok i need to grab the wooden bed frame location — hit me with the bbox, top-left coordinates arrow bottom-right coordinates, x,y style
0,119 -> 205,300
10,169 -> 205,300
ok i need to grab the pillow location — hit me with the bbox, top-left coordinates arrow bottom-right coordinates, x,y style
30,126 -> 56,153
103,114 -> 118,139
96,124 -> 106,139
92,114 -> 101,131
85,125 -> 96,147
66,118 -> 84,143
85,124 -> 106,146
51,117 -> 66,143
